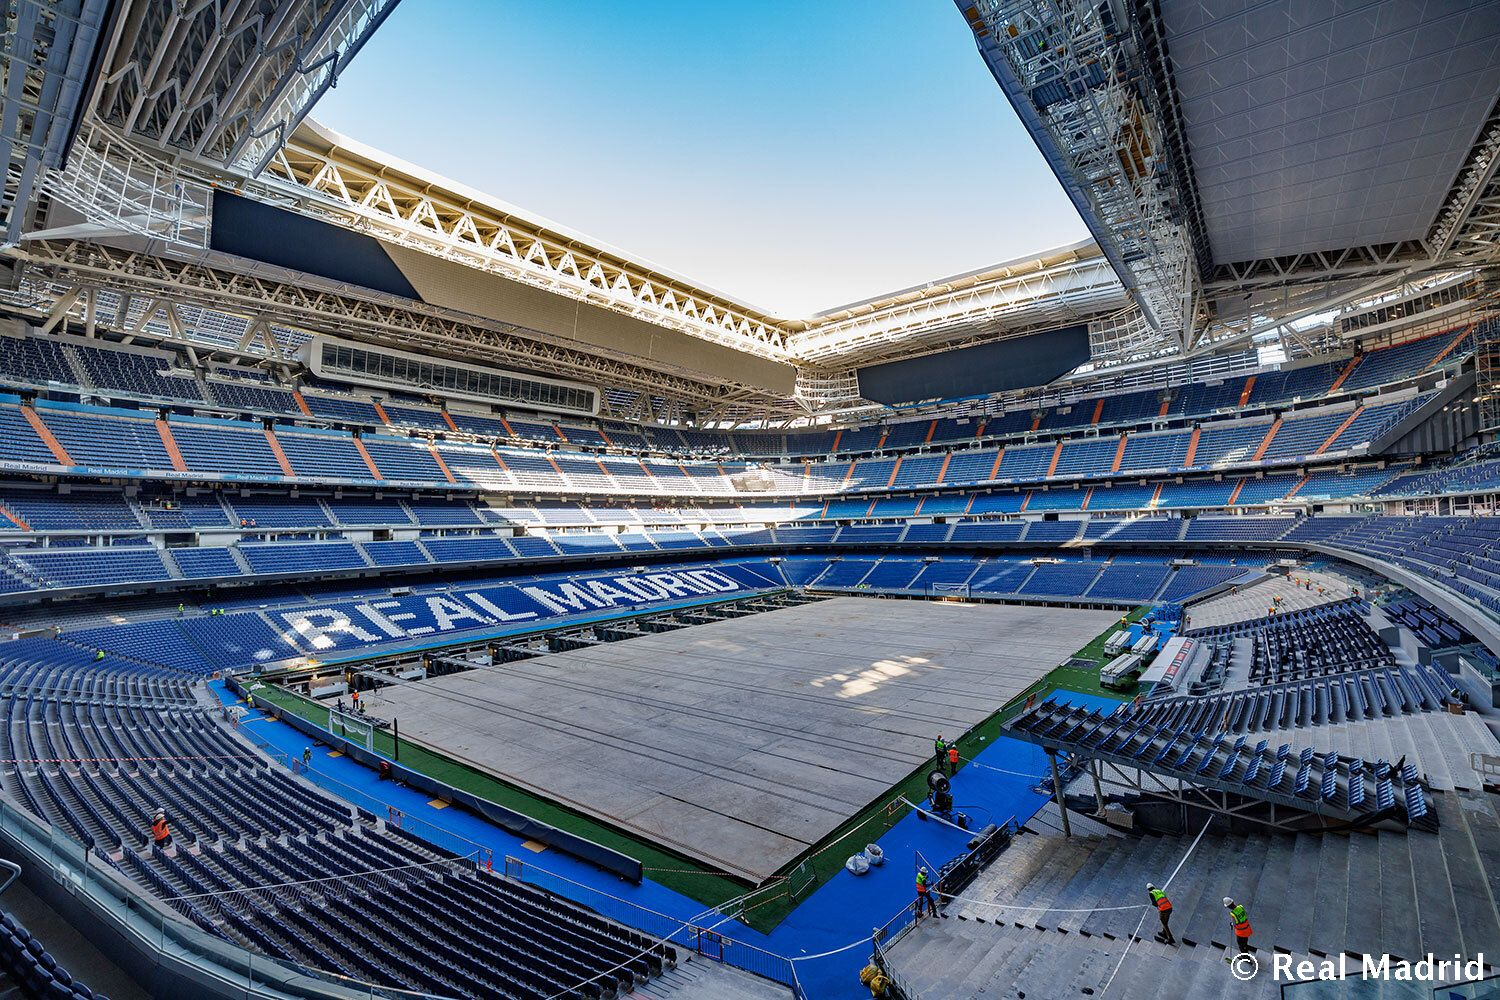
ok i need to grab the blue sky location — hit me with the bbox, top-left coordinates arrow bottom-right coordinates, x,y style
313,1 -> 1087,317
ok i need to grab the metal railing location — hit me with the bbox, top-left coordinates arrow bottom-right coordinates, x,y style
233,713 -> 496,867
872,935 -> 922,1000
503,855 -> 798,988
0,794 -> 458,998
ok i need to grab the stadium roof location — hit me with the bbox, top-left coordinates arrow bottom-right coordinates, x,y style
961,0 -> 1500,361
1158,0 -> 1500,268
3,0 -> 1497,424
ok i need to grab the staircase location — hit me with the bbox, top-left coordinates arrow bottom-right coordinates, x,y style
58,344 -> 94,390
886,791 -> 1500,998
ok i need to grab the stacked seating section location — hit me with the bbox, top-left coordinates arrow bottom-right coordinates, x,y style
1183,600 -> 1395,684
0,650 -> 677,997
1,494 -> 1499,621
1131,661 -> 1454,735
0,322 -> 1478,498
1007,699 -> 1436,829
2,391 -> 1439,496
4,325 -> 1473,459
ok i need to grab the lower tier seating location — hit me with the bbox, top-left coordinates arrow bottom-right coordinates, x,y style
0,687 -> 676,999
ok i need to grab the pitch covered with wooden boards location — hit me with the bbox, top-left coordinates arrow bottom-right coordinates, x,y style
366,597 -> 1117,881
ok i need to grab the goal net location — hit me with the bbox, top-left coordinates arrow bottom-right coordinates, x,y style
929,582 -> 971,598
329,707 -> 375,750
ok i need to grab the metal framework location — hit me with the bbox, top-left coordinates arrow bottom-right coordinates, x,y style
88,0 -> 401,173
32,121 -> 214,245
1433,98 -> 1500,271
0,0 -> 109,242
787,241 -> 1124,366
1084,758 -> 1312,833
958,0 -> 1199,357
0,0 -> 1496,426
256,123 -> 791,358
1477,275 -> 1500,434
5,239 -> 806,422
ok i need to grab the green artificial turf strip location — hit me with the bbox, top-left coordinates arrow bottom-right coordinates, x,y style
254,603 -> 1146,932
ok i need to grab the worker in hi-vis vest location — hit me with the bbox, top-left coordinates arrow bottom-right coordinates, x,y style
946,743 -> 960,777
932,735 -> 947,772
1146,882 -> 1175,945
150,809 -> 171,849
1224,897 -> 1253,954
915,866 -> 939,918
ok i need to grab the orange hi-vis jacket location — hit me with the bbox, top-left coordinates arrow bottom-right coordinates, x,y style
151,817 -> 170,843
948,747 -> 959,765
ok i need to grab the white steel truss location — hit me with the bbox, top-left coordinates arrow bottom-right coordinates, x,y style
253,126 -> 791,359
6,240 -> 806,419
787,243 -> 1124,366
33,122 -> 213,245
88,0 -> 402,173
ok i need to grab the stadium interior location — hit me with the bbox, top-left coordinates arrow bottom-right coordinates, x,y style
0,1 -> 1497,999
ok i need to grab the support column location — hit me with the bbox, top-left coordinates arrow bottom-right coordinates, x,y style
1047,748 -> 1071,837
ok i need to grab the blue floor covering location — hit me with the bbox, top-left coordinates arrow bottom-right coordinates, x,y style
211,680 -> 1121,999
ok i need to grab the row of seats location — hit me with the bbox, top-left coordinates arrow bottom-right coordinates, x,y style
0,391 -> 1437,498
0,460 -> 1435,556
1217,604 -> 1393,685
0,517 -> 1265,595
1309,517 -> 1500,616
1382,596 -> 1474,648
1009,699 -> 1435,827
1,323 -> 1471,460
0,908 -> 106,1000
0,659 -> 676,998
1134,661 -> 1454,734
2,511 -> 1492,654
778,553 -> 1252,606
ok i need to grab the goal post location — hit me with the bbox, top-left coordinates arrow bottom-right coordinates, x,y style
929,582 -> 971,599
329,707 -> 375,751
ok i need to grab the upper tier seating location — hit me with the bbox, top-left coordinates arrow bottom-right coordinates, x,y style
1341,327 -> 1471,391
382,403 -> 448,431
0,370 -> 1457,498
0,335 -> 76,386
0,320 -> 1474,480
204,376 -> 299,414
363,437 -> 445,482
0,404 -> 61,467
170,418 -> 285,478
277,429 -> 376,481
1118,431 -> 1190,473
301,393 -> 382,424
1192,421 -> 1273,468
70,342 -> 204,401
